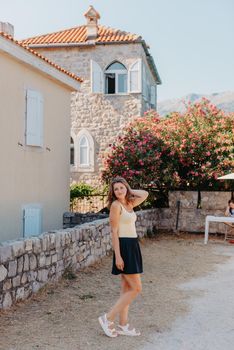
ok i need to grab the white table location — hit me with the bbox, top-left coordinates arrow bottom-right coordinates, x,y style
204,216 -> 234,244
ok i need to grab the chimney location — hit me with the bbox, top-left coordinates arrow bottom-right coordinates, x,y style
84,5 -> 100,40
0,22 -> 14,37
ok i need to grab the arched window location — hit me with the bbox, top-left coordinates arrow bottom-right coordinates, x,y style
70,137 -> 75,165
76,129 -> 95,172
105,61 -> 127,94
79,136 -> 89,166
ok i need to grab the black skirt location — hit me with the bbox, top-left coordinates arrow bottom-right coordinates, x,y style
112,237 -> 143,275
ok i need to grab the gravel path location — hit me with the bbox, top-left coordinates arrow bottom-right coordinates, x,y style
141,244 -> 234,350
0,234 -> 232,350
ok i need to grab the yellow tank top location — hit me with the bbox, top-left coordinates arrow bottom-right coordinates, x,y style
118,203 -> 137,238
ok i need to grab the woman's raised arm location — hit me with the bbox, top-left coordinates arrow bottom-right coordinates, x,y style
130,189 -> 149,207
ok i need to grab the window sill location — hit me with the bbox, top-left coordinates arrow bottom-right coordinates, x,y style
70,165 -> 77,171
104,92 -> 141,96
104,93 -> 128,96
71,165 -> 95,173
78,168 -> 95,173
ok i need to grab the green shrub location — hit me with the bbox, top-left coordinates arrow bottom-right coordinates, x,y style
70,182 -> 95,200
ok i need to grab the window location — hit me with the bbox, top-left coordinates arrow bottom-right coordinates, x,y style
91,59 -> 142,95
75,129 -> 95,172
26,89 -> 43,147
79,136 -> 89,166
142,63 -> 155,105
105,62 -> 127,94
70,137 -> 75,165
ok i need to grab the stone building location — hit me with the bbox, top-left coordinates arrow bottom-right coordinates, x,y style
22,6 -> 161,186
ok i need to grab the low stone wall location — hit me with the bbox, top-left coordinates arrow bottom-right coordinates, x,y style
63,212 -> 108,228
0,209 -> 157,309
167,191 -> 232,233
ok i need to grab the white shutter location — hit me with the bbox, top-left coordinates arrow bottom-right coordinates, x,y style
26,90 -> 43,147
150,85 -> 156,106
142,64 -> 147,99
91,60 -> 103,93
23,207 -> 42,237
129,59 -> 142,93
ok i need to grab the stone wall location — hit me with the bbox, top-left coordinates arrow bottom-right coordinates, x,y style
0,209 -> 157,309
63,212 -> 108,228
165,191 -> 232,233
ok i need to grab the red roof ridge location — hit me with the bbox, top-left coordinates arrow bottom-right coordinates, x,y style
20,24 -> 141,46
0,31 -> 83,83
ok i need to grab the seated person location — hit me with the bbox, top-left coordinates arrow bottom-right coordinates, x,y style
224,199 -> 234,228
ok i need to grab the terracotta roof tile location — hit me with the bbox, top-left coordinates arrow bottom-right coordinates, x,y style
21,25 -> 141,46
0,32 -> 83,83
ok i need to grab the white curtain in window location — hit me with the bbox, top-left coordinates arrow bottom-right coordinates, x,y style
79,136 -> 89,165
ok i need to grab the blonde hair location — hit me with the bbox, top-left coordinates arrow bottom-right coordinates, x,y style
107,177 -> 133,209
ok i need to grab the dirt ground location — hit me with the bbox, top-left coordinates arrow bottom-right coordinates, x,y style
0,233 -> 230,350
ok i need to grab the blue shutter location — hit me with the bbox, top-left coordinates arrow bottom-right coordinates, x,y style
26,90 -> 43,147
23,207 -> 42,237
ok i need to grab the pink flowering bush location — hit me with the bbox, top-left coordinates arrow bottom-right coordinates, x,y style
102,112 -> 175,192
102,100 -> 234,193
158,99 -> 234,189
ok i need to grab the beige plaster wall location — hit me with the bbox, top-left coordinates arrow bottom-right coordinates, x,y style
0,52 -> 72,241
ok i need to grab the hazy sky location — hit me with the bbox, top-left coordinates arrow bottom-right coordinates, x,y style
1,0 -> 233,101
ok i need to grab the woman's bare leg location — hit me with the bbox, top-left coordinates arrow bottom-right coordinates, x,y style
119,275 -> 131,325
107,274 -> 142,322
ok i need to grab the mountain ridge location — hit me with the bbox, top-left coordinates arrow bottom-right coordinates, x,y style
157,91 -> 234,116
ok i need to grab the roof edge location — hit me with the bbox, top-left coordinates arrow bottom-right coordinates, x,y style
140,40 -> 162,85
0,32 -> 82,90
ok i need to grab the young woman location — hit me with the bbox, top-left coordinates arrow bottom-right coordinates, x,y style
225,199 -> 234,217
225,199 -> 234,228
98,177 -> 148,337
